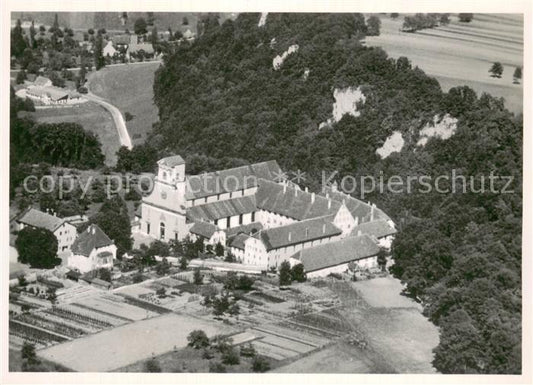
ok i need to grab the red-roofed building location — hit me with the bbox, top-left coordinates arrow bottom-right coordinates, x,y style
67,224 -> 117,273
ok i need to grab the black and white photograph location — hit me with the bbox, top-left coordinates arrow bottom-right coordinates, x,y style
1,1 -> 531,383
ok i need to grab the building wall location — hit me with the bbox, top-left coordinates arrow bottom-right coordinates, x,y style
243,237 -> 268,269
213,212 -> 253,230
140,203 -> 187,241
265,234 -> 341,269
232,247 -> 245,262
185,186 -> 258,207
54,222 -> 77,253
307,262 -> 351,279
67,244 -> 117,273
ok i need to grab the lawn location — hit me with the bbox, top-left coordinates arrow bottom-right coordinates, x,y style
87,62 -> 161,145
19,102 -> 121,166
364,14 -> 523,114
37,313 -> 235,372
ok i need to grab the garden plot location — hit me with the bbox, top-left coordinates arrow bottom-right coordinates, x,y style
77,295 -> 159,321
252,340 -> 300,360
38,313 -> 235,372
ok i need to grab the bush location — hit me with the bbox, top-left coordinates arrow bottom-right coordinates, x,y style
187,330 -> 210,349
222,347 -> 240,365
252,356 -> 271,372
240,343 -> 256,357
209,361 -> 226,373
125,112 -> 134,121
202,348 -> 214,359
193,268 -> 203,285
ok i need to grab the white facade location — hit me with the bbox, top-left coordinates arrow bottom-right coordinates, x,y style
68,243 -> 117,274
256,210 -> 296,229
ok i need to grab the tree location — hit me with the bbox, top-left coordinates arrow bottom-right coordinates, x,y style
21,341 -> 41,371
513,67 -> 522,83
366,15 -> 381,36
16,70 -> 27,84
279,261 -> 292,286
489,62 -> 503,78
97,268 -> 112,282
193,268 -> 203,285
222,347 -> 240,365
94,33 -> 105,70
155,258 -> 171,276
15,227 -> 60,269
252,356 -> 271,372
134,18 -> 148,35
215,242 -> 224,257
11,20 -> 27,58
187,330 -> 210,349
182,16 -> 189,25
377,248 -> 388,271
291,263 -> 307,282
91,195 -> 132,257
390,13 -> 399,19
458,13 -> 474,23
179,256 -> 189,270
440,14 -> 451,25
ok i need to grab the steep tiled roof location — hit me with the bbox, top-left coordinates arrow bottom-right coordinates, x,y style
350,220 -> 397,239
292,235 -> 380,272
186,195 -> 257,222
255,179 -> 341,221
71,224 -> 114,257
257,216 -> 341,251
322,186 -> 391,222
229,233 -> 251,250
34,76 -> 51,87
17,208 -> 65,232
225,222 -> 263,238
185,160 -> 282,200
159,155 -> 185,167
189,221 -> 218,238
127,43 -> 154,54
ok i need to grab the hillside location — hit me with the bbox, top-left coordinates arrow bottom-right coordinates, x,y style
364,13 -> 523,113
149,13 -> 522,374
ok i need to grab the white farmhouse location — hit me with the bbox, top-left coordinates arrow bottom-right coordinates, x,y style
68,224 -> 117,273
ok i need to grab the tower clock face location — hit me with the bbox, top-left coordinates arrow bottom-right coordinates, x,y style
161,191 -> 167,199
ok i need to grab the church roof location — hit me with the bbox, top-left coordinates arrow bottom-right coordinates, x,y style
256,216 -> 341,251
17,208 -> 66,232
292,235 -> 380,272
255,179 -> 341,221
158,155 -> 185,167
71,224 -> 114,257
321,186 -> 391,222
185,160 -> 282,200
186,195 -> 257,222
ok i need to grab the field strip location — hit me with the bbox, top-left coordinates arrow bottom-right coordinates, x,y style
415,30 -> 523,53
71,303 -> 134,322
436,27 -> 523,46
10,320 -> 71,341
251,326 -> 320,348
281,319 -> 341,338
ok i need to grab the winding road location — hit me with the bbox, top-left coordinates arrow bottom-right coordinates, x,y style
84,90 -> 133,150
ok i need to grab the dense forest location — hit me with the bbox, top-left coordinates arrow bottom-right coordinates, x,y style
147,13 -> 522,373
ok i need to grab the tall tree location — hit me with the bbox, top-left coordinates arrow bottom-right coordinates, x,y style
134,18 -> 148,35
91,195 -> 132,257
279,261 -> 292,286
489,62 -> 503,78
94,33 -> 105,70
11,19 -> 27,58
15,227 -> 60,269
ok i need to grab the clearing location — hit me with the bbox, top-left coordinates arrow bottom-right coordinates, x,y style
87,62 -> 161,145
19,102 -> 121,166
364,13 -> 523,113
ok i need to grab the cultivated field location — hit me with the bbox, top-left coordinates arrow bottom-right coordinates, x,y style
364,13 -> 523,113
19,102 -> 121,166
38,313 -> 234,372
87,62 -> 161,145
